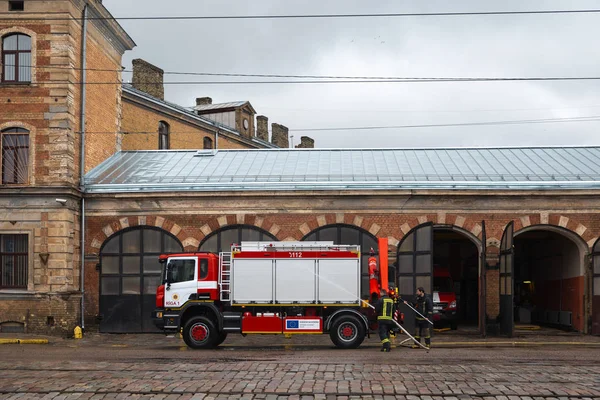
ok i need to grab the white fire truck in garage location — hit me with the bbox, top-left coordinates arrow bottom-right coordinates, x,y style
152,241 -> 395,349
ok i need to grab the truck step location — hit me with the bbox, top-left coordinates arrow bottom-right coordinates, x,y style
223,326 -> 241,333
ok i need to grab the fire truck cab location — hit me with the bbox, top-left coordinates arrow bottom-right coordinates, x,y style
152,242 -> 389,349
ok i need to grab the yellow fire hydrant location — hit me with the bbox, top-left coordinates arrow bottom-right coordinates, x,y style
74,326 -> 83,339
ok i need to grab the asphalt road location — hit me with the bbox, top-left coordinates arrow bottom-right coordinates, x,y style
0,333 -> 599,399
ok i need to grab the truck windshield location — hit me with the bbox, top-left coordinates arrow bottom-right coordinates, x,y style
433,277 -> 453,292
165,259 -> 196,283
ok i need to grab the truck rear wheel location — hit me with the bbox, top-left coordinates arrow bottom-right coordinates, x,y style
183,316 -> 218,349
215,332 -> 227,347
329,315 -> 365,349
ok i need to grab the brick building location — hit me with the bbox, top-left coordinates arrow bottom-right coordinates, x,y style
83,148 -> 600,336
0,0 -> 134,333
121,58 -> 308,151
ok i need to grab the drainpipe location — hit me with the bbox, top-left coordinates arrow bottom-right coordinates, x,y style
215,127 -> 219,149
79,3 -> 88,331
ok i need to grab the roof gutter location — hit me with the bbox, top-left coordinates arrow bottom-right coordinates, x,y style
83,180 -> 600,193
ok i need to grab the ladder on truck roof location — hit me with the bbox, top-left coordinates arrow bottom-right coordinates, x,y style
219,252 -> 232,302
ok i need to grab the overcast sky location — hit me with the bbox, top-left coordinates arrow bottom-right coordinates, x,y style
103,0 -> 600,149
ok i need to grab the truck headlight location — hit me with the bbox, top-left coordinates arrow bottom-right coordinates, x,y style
448,301 -> 457,309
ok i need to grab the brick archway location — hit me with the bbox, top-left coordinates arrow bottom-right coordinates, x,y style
197,214 -> 283,243
90,216 -> 194,251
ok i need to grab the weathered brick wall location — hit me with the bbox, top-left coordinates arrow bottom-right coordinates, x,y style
83,193 -> 600,333
0,0 -> 132,335
121,100 -> 257,150
83,30 -> 125,171
0,292 -> 81,334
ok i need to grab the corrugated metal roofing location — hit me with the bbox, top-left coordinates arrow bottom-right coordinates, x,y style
194,101 -> 248,112
84,147 -> 600,193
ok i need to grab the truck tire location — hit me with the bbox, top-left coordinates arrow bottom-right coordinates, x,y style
215,332 -> 228,347
183,316 -> 218,349
329,315 -> 366,349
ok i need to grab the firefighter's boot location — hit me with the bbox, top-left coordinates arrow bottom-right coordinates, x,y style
384,342 -> 391,352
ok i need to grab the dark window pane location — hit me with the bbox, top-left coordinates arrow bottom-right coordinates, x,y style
200,234 -> 218,253
397,254 -> 413,274
102,236 -> 119,253
143,229 -> 161,253
164,234 -> 182,253
415,254 -> 431,274
304,232 -> 317,241
168,259 -> 195,283
317,227 -> 337,243
123,256 -> 140,274
594,240 -> 600,253
101,256 -> 119,274
241,228 -> 260,242
122,277 -> 140,294
360,234 -> 377,252
220,229 -> 238,252
340,228 -> 359,246
199,259 -> 208,279
416,225 -> 432,251
101,277 -> 119,295
594,255 -> 600,275
144,275 -> 161,294
416,276 -> 431,295
143,255 -> 162,274
398,277 -> 413,295
122,230 -> 140,253
399,233 -> 414,252
203,137 -> 213,149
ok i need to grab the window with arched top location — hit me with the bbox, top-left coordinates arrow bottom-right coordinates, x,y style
2,33 -> 31,83
99,226 -> 183,332
158,121 -> 169,149
203,136 -> 213,149
302,224 -> 379,298
1,127 -> 29,184
199,225 -> 278,253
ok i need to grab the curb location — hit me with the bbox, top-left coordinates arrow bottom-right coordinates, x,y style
0,339 -> 49,344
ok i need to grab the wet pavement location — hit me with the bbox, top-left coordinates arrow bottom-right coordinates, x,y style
0,330 -> 599,399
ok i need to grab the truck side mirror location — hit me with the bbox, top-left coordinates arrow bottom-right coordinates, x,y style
166,263 -> 174,289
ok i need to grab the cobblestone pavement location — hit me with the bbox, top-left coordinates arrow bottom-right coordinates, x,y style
0,333 -> 599,400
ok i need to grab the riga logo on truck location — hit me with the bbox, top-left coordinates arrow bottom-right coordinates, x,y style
151,241 -> 404,349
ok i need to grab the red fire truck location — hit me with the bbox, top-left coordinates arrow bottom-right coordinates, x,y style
152,241 -> 392,349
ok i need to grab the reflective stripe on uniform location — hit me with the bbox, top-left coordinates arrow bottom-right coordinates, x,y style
377,298 -> 394,320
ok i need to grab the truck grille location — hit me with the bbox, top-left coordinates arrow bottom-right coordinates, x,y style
434,302 -> 448,311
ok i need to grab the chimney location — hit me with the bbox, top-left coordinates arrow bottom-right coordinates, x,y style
131,59 -> 164,100
295,136 -> 315,148
256,115 -> 269,141
271,123 -> 289,148
196,97 -> 212,106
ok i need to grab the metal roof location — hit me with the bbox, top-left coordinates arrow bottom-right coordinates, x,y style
194,101 -> 248,112
84,146 -> 600,193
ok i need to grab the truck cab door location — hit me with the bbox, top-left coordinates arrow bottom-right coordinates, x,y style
164,256 -> 197,308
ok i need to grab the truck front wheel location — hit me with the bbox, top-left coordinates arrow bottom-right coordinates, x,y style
329,315 -> 366,349
183,316 -> 218,349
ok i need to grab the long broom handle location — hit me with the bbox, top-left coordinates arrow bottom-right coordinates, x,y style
401,298 -> 434,325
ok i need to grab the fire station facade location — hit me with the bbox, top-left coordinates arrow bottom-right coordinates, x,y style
81,148 -> 600,336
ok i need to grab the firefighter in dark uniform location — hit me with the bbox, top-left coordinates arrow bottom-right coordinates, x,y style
405,286 -> 433,349
375,289 -> 394,352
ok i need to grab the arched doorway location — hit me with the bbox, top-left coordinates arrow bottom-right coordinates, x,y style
99,226 -> 183,333
302,224 -> 378,299
397,223 -> 482,333
199,224 -> 278,252
514,226 -> 587,332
